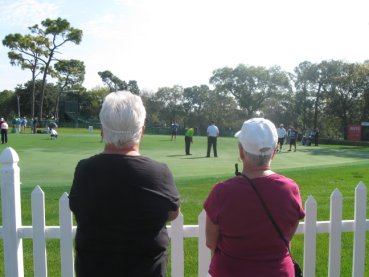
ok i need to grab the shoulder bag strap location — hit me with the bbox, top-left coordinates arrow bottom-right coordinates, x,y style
239,173 -> 292,255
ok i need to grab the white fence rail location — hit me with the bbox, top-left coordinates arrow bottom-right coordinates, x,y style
0,147 -> 368,277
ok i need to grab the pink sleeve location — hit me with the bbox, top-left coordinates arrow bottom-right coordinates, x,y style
293,184 -> 305,219
203,183 -> 222,224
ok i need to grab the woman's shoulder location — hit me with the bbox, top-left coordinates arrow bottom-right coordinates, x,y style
265,173 -> 296,183
213,176 -> 245,191
262,174 -> 301,195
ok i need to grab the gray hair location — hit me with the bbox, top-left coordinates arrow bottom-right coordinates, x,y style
99,91 -> 146,148
245,151 -> 272,166
239,143 -> 272,167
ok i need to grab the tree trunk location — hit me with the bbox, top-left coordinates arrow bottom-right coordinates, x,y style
314,83 -> 322,130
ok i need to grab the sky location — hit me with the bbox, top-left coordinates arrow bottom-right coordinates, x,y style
1,0 -> 369,92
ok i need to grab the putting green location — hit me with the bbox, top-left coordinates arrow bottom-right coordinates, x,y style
1,132 -> 368,187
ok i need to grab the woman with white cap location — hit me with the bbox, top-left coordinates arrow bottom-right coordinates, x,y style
204,118 -> 305,276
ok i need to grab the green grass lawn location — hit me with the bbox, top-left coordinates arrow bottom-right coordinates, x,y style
0,129 -> 368,276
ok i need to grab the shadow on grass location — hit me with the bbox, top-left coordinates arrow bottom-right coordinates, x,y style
298,146 -> 369,159
166,154 -> 209,159
181,156 -> 209,160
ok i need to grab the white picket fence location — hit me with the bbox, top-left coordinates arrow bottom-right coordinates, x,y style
0,147 -> 368,277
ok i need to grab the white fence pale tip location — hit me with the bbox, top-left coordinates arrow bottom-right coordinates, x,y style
355,181 -> 366,192
0,147 -> 19,164
305,195 -> 317,206
328,187 -> 343,277
330,188 -> 342,200
352,181 -> 366,277
31,186 -> 44,195
199,209 -> 206,218
60,193 -> 69,202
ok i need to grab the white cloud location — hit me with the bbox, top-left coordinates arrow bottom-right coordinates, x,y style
0,0 -> 61,28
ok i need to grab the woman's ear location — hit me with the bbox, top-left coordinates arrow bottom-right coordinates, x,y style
271,147 -> 277,160
238,143 -> 245,160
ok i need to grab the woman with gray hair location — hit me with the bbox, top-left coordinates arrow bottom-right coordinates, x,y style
69,91 -> 180,277
204,118 -> 305,276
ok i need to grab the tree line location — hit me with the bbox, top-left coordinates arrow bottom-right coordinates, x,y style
2,18 -> 369,139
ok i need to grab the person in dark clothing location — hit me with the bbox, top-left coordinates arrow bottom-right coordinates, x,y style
1,119 -> 9,144
206,122 -> 219,157
69,91 -> 180,277
170,122 -> 178,141
32,117 -> 38,134
314,128 -> 320,146
288,127 -> 298,152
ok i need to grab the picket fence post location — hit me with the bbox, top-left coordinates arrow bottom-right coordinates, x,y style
171,212 -> 184,277
31,186 -> 47,277
0,147 -> 24,277
303,195 -> 317,277
352,182 -> 367,277
198,210 -> 210,277
328,188 -> 342,277
59,193 -> 75,277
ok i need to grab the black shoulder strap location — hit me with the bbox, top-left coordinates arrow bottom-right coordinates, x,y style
239,173 -> 291,255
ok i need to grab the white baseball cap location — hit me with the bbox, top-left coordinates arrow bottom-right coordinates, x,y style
235,118 -> 278,155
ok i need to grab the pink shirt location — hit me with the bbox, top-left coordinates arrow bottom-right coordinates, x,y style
204,174 -> 305,277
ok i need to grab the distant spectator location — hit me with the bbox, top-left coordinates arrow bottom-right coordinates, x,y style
288,127 -> 298,152
50,128 -> 58,139
15,117 -> 21,133
286,127 -> 291,145
171,122 -> 178,141
314,128 -> 320,146
277,124 -> 287,153
21,117 -> 27,133
1,119 -> 9,144
32,118 -> 38,134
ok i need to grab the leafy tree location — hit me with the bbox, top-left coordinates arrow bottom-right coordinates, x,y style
183,85 -> 209,113
182,85 -> 209,129
78,87 -> 109,119
54,59 -> 86,120
354,62 -> 369,121
203,89 -> 241,135
0,90 -> 16,119
293,61 -> 320,131
98,70 -> 140,94
153,86 -> 184,126
26,80 -> 59,119
29,17 -> 83,120
323,61 -> 366,139
210,64 -> 291,118
2,33 -> 47,118
98,70 -> 126,92
127,80 -> 140,95
141,90 -> 162,127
